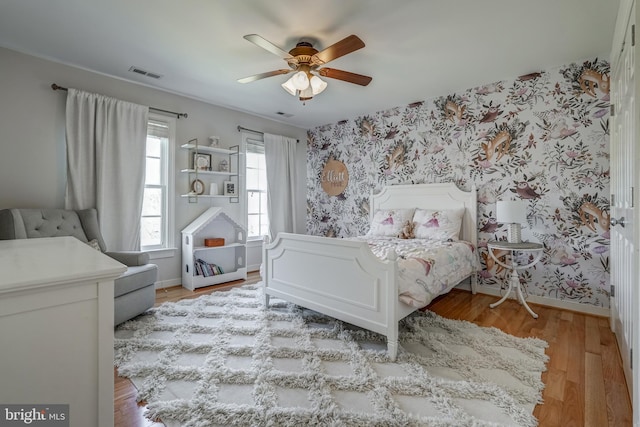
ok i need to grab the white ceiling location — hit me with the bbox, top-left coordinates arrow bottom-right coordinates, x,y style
0,0 -> 619,129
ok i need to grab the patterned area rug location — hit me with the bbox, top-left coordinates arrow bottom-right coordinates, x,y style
115,284 -> 548,426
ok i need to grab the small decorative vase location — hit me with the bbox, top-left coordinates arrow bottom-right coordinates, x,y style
219,159 -> 229,172
209,136 -> 219,147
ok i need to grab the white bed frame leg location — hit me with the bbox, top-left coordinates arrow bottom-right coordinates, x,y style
387,340 -> 398,361
386,248 -> 399,362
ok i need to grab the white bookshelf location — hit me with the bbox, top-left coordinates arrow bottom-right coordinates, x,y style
181,207 -> 247,290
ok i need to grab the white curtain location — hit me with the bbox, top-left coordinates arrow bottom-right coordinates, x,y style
65,88 -> 149,251
264,133 -> 298,240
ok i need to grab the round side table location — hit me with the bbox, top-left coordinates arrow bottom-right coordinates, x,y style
487,241 -> 543,319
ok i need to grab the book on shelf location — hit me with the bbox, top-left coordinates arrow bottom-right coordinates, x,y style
195,258 -> 225,276
194,261 -> 204,276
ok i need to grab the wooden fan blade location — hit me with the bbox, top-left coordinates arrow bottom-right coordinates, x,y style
237,69 -> 292,84
318,68 -> 372,86
243,34 -> 293,59
311,35 -> 365,65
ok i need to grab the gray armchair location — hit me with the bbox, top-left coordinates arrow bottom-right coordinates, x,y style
0,208 -> 157,325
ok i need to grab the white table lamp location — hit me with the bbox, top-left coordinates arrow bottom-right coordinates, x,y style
496,200 -> 527,243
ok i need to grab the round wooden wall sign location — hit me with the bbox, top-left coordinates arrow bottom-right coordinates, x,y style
321,156 -> 349,196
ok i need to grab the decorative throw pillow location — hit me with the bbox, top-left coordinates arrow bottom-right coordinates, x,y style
413,208 -> 464,240
86,239 -> 103,252
367,208 -> 415,237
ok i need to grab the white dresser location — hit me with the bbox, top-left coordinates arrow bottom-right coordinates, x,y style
0,236 -> 126,427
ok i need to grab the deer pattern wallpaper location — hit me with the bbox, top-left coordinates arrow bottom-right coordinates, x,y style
306,57 -> 611,309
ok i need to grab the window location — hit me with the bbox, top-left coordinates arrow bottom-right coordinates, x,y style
246,139 -> 269,239
141,116 -> 175,251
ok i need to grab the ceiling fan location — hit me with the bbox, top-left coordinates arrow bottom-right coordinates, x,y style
237,34 -> 372,102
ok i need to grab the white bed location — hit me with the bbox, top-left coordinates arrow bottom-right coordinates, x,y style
262,182 -> 478,360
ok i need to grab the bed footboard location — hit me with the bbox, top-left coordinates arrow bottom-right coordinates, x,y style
263,233 -> 411,360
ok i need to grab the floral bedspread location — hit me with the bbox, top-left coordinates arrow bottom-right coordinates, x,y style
349,236 -> 478,308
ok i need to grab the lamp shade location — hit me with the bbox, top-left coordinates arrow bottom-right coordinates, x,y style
298,85 -> 313,101
291,71 -> 310,90
281,77 -> 297,96
310,75 -> 328,95
496,200 -> 527,224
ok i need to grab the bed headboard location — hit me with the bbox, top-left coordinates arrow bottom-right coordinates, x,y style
370,182 -> 477,246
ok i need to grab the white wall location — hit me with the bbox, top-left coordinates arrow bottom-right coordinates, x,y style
0,47 -> 307,286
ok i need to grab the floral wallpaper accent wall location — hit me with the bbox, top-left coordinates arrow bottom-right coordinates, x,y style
307,57 -> 611,309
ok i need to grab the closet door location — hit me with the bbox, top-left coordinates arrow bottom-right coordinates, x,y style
610,0 -> 638,415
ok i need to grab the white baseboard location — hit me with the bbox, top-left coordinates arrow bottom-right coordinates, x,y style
455,282 -> 610,317
155,278 -> 181,290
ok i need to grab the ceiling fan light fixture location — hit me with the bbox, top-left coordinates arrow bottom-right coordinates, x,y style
281,77 -> 297,96
240,34 -> 372,102
310,75 -> 328,95
291,70 -> 310,90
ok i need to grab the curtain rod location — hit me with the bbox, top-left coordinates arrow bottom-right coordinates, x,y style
237,125 -> 299,143
51,84 -> 188,119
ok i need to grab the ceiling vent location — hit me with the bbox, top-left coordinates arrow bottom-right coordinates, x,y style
128,66 -> 163,79
276,111 -> 293,118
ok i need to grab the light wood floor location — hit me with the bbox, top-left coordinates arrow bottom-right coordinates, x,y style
115,272 -> 632,426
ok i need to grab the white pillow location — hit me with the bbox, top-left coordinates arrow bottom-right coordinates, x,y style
413,208 -> 464,240
368,208 -> 415,237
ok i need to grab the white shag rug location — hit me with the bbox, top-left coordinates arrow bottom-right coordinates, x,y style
115,283 -> 548,427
